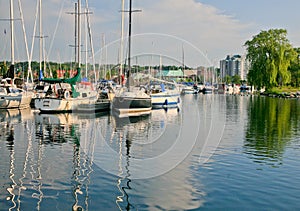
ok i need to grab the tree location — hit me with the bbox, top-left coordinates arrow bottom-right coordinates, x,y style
244,29 -> 297,89
289,48 -> 300,87
232,74 -> 241,85
224,75 -> 231,84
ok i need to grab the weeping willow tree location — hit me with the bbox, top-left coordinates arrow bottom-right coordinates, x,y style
244,29 -> 297,89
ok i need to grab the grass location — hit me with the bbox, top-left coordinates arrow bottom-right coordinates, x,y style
266,86 -> 300,95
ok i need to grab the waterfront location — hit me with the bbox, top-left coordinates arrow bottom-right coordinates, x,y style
0,94 -> 299,210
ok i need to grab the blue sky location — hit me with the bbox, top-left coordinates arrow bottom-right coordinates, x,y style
1,0 -> 300,68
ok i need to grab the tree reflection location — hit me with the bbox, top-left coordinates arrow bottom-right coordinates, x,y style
244,96 -> 300,166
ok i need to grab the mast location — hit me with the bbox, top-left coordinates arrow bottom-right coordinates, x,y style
159,55 -> 162,80
182,44 -> 184,78
84,7 -> 88,78
74,2 -> 77,67
10,0 -> 15,77
126,0 -> 141,90
127,0 -> 132,90
84,0 -> 96,82
77,0 -> 81,68
39,0 -> 42,72
119,0 -> 125,85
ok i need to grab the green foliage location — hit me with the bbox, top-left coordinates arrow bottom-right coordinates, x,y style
244,29 -> 297,89
245,96 -> 299,163
288,48 -> 300,87
232,74 -> 241,84
224,75 -> 231,84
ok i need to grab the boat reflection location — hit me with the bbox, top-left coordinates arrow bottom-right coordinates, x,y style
35,112 -> 103,211
109,108 -> 203,210
1,100 -> 205,210
0,110 -> 107,211
0,108 -> 36,210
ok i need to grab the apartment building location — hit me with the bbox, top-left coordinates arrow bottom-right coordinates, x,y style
220,54 -> 248,81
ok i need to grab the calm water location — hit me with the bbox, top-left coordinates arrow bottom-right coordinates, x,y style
0,94 -> 299,210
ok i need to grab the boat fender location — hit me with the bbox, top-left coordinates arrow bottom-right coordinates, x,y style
177,97 -> 180,103
64,90 -> 70,99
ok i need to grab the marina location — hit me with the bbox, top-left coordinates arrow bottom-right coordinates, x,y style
0,94 -> 299,210
0,0 -> 300,210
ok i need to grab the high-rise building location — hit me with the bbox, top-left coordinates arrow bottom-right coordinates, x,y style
220,54 -> 248,81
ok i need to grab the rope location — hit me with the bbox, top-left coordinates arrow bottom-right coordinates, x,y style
48,0 -> 66,58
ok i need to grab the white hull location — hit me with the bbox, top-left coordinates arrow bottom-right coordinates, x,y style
151,90 -> 180,109
35,94 -> 98,113
0,91 -> 33,109
181,87 -> 198,94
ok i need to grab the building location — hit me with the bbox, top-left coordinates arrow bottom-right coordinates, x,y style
220,55 -> 248,81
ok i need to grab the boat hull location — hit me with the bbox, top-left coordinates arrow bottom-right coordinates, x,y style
181,87 -> 198,94
34,96 -> 98,113
0,92 -> 33,109
112,91 -> 152,117
151,91 -> 180,109
73,99 -> 111,113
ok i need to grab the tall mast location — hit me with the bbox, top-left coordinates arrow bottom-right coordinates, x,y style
84,7 -> 88,78
119,0 -> 125,85
127,0 -> 132,90
39,0 -> 42,72
10,0 -> 15,67
74,2 -> 77,67
77,0 -> 81,68
126,0 -> 141,89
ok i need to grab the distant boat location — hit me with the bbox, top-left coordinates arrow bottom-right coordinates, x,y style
112,0 -> 152,117
34,68 -> 98,113
150,78 -> 181,109
202,83 -> 214,94
181,84 -> 199,94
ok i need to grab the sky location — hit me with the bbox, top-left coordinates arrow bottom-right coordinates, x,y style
1,0 -> 300,68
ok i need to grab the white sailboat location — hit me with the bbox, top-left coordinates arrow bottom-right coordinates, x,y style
34,0 -> 98,113
112,0 -> 152,117
150,85 -> 181,109
149,62 -> 181,109
0,0 -> 34,110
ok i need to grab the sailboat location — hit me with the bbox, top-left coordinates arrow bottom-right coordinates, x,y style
34,0 -> 98,113
112,0 -> 152,117
0,0 -> 34,109
149,58 -> 181,109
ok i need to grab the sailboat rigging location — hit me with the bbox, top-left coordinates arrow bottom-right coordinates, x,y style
34,0 -> 98,113
112,0 -> 152,117
0,0 -> 34,109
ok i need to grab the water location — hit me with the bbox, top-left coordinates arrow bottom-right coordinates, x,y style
0,95 -> 299,210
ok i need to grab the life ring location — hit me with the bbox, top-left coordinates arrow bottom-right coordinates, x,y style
64,90 -> 70,99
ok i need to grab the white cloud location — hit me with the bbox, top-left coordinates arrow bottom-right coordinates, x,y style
128,0 -> 252,66
0,0 -> 253,67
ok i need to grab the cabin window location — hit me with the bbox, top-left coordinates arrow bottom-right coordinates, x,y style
82,93 -> 87,98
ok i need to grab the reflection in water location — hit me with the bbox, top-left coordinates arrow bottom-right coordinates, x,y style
0,96 -> 299,210
6,127 -> 16,211
112,114 -> 151,211
0,108 -> 35,210
244,96 -> 300,166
